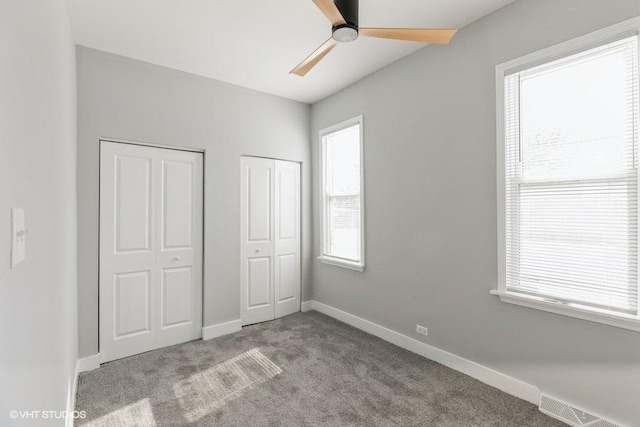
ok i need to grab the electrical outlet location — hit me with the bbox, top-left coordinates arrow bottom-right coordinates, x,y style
416,325 -> 428,336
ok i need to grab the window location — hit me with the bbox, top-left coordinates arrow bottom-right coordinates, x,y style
319,116 -> 365,271
495,21 -> 640,332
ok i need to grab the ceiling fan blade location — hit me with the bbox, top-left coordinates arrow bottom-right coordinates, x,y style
312,0 -> 346,26
290,38 -> 339,77
359,28 -> 457,44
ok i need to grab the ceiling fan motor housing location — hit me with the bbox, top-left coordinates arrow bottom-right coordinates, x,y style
332,0 -> 359,42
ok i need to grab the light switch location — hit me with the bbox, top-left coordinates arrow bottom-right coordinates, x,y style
11,208 -> 27,268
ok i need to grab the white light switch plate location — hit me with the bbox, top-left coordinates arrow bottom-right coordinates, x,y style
11,208 -> 26,268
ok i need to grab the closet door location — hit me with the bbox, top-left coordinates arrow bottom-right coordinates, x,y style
100,142 -> 157,361
241,157 -> 301,326
274,160 -> 301,319
100,141 -> 203,363
155,147 -> 203,349
241,157 -> 276,325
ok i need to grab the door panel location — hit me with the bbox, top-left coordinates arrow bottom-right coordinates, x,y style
277,170 -> 296,240
100,141 -> 203,363
274,160 -> 301,319
276,254 -> 296,301
114,271 -> 152,338
162,160 -> 193,250
248,257 -> 271,307
161,267 -> 193,328
248,167 -> 272,242
115,155 -> 153,253
241,157 -> 275,325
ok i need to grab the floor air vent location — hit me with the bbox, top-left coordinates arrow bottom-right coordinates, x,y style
539,394 -> 620,427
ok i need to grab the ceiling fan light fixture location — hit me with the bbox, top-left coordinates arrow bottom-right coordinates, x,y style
332,25 -> 359,43
290,0 -> 457,76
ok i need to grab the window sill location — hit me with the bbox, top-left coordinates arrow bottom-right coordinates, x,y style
318,256 -> 365,272
490,290 -> 640,333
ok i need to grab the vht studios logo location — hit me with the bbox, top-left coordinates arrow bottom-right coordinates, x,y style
9,410 -> 86,420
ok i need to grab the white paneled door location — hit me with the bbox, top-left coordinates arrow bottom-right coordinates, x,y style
241,157 -> 301,326
274,160 -> 301,319
100,141 -> 203,363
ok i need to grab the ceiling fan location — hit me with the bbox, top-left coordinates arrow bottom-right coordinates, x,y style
290,0 -> 458,76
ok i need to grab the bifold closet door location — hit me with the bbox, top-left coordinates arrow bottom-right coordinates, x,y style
241,157 -> 301,326
241,157 -> 276,325
100,141 -> 203,363
274,160 -> 301,319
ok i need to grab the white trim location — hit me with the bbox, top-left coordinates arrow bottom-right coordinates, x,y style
100,137 -> 205,153
305,300 -> 540,404
202,319 -> 242,341
301,300 -> 314,312
317,256 -> 365,272
77,353 -> 101,373
495,56 -> 507,300
495,17 -> 640,331
496,17 -> 640,77
67,354 -> 101,426
239,154 -> 303,164
318,115 -> 366,272
490,290 -> 640,332
66,361 -> 79,427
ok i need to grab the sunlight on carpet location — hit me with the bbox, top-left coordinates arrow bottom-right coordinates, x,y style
84,398 -> 156,427
173,347 -> 282,422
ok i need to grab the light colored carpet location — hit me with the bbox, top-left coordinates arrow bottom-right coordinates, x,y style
76,311 -> 564,426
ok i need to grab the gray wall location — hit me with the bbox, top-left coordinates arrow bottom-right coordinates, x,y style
0,1 -> 78,426
310,0 -> 640,425
76,47 -> 311,358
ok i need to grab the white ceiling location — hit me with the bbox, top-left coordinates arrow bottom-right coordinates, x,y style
70,0 -> 513,104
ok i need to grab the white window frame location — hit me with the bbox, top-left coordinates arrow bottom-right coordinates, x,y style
318,115 -> 365,272
494,17 -> 640,332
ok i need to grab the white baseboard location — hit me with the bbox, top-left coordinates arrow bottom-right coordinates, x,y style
202,319 -> 242,340
77,353 -> 101,373
306,300 -> 540,405
67,353 -> 101,426
66,360 -> 79,427
301,300 -> 314,312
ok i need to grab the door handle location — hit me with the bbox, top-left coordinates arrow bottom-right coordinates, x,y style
173,256 -> 182,262
255,249 -> 261,253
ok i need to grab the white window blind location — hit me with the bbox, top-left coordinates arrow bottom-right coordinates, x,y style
504,36 -> 639,316
320,117 -> 364,269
